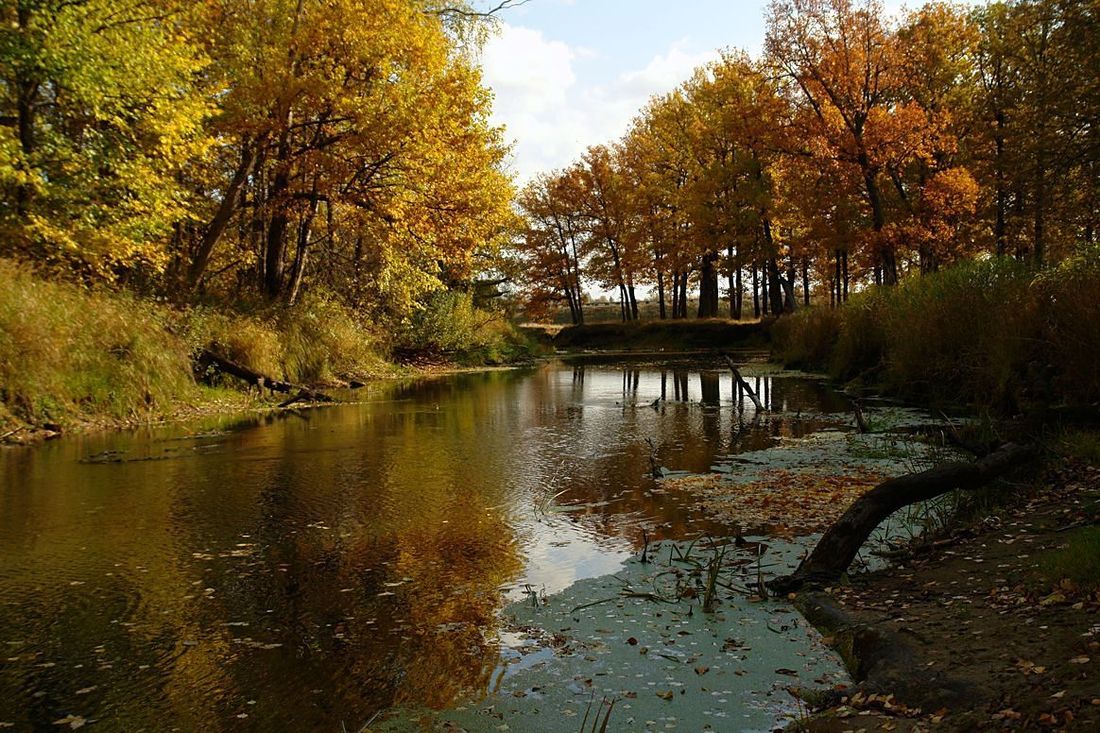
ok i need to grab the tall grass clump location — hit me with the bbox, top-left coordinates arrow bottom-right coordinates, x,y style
770,305 -> 842,370
773,253 -> 1099,411
0,259 -> 196,426
1035,244 -> 1100,406
874,258 -> 1036,407
277,292 -> 388,383
180,292 -> 390,385
829,287 -> 891,382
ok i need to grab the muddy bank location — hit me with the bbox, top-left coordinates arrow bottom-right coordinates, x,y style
792,458 -> 1100,732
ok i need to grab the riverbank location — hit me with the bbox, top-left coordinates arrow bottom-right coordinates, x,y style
0,259 -> 537,446
791,443 -> 1100,732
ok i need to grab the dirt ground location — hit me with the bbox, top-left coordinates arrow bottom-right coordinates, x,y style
799,459 -> 1100,732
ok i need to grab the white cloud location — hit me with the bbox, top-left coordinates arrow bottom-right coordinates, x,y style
481,25 -> 720,184
617,41 -> 716,99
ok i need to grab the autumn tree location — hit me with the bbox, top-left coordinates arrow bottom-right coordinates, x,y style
0,0 -> 209,280
514,172 -> 587,324
766,0 -> 910,285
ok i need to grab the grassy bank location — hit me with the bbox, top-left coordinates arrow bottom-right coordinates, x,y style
0,260 -> 535,437
772,250 -> 1100,411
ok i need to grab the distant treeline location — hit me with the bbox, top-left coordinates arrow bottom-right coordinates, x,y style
514,0 -> 1099,324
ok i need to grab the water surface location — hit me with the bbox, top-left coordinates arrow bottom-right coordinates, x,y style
0,359 -> 853,731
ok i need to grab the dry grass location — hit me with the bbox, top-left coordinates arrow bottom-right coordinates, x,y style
773,251 -> 1100,411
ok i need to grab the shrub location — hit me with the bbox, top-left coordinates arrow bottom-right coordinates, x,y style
397,290 -> 535,365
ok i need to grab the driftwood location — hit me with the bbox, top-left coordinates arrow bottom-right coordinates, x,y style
769,442 -> 1037,593
196,348 -> 335,405
723,354 -> 765,413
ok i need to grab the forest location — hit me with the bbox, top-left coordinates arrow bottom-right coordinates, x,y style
515,0 -> 1099,325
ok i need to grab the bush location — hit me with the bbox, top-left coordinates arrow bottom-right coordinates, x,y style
397,290 -> 535,365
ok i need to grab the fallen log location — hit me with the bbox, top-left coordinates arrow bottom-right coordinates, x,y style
196,348 -> 335,405
769,442 -> 1037,593
278,388 -> 336,408
723,354 -> 765,413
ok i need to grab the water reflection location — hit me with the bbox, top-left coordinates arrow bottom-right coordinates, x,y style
0,361 -> 852,731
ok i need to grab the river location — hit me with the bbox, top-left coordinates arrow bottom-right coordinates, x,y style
0,357 -> 862,732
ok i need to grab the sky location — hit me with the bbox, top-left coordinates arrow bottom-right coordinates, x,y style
477,0 -> 974,184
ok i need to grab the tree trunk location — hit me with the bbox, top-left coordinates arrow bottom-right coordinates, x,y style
697,250 -> 720,318
994,110 -> 1008,257
861,160 -> 897,285
734,262 -> 743,320
196,348 -> 334,404
842,250 -> 849,302
657,271 -> 667,320
770,443 -> 1036,592
727,245 -> 736,318
752,262 -> 761,318
263,129 -> 294,299
678,271 -> 688,319
13,4 -> 37,220
802,256 -> 810,307
766,257 -> 784,316
188,140 -> 260,289
286,194 -> 319,306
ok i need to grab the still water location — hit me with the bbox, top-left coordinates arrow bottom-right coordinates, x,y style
0,359 -> 852,731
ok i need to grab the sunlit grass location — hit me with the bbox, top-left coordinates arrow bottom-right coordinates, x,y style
0,259 -> 196,426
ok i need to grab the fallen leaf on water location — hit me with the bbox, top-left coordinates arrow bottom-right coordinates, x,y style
52,715 -> 86,730
694,666 -> 709,675
775,668 -> 799,676
656,690 -> 674,701
1069,656 -> 1090,664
